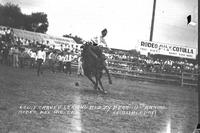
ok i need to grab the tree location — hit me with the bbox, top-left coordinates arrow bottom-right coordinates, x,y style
0,3 -> 49,33
28,12 -> 49,33
0,3 -> 24,28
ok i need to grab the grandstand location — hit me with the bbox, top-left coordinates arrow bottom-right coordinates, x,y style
0,25 -> 81,51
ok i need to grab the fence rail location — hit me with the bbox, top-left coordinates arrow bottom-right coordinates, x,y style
106,60 -> 198,87
181,72 -> 198,87
20,57 -> 198,87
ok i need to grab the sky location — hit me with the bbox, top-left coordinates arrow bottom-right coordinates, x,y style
0,0 -> 198,50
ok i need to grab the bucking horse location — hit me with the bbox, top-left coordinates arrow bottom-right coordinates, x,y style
81,42 -> 112,94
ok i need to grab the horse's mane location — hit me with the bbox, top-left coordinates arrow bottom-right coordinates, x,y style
81,42 -> 90,60
81,41 -> 104,68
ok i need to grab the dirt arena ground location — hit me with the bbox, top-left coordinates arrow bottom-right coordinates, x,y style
0,64 -> 198,133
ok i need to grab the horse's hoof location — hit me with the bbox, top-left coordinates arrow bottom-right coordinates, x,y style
93,85 -> 97,89
103,90 -> 108,94
94,86 -> 99,91
75,82 -> 79,86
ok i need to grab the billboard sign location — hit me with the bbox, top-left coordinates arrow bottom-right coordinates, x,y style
137,40 -> 197,59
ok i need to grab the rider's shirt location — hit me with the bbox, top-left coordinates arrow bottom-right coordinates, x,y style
91,35 -> 107,48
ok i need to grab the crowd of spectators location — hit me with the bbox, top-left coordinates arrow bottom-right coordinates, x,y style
0,26 -> 198,76
0,26 -> 81,72
102,48 -> 198,75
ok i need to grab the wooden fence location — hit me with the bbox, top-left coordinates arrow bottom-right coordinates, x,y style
181,72 -> 198,87
54,59 -> 199,87
106,59 -> 198,87
23,58 -> 198,87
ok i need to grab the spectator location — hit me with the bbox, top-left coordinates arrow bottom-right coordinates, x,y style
77,55 -> 84,76
13,45 -> 19,68
57,53 -> 64,72
2,44 -> 9,65
29,50 -> 37,69
49,51 -> 57,73
63,52 -> 73,75
35,47 -> 46,76
8,46 -> 14,66
19,48 -> 26,68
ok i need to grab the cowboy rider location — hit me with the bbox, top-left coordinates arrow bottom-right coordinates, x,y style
87,28 -> 112,84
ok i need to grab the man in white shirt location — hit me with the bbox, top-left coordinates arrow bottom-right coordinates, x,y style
88,29 -> 108,62
91,28 -> 108,48
35,47 -> 46,76
8,46 -> 14,67
86,29 -> 112,83
29,50 -> 36,68
77,55 -> 84,76
63,52 -> 73,75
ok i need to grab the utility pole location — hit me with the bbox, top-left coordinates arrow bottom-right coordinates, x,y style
149,0 -> 156,41
198,2 -> 200,129
198,2 -> 200,126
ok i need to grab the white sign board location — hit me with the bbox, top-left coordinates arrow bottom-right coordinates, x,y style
137,40 -> 197,59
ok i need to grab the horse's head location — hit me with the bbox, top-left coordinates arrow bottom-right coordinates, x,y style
80,42 -> 89,58
81,41 -> 91,51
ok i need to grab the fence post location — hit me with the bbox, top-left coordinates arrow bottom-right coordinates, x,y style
181,72 -> 183,87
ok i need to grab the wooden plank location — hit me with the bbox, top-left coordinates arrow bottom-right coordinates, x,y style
182,76 -> 197,80
182,82 -> 198,86
107,59 -> 135,64
108,67 -> 181,78
109,72 -> 178,82
182,72 -> 198,76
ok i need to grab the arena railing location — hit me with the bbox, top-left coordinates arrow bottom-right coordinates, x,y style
181,72 -> 198,87
59,58 -> 198,87
106,59 -> 198,87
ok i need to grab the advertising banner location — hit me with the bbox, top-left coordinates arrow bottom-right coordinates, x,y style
137,40 -> 197,59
